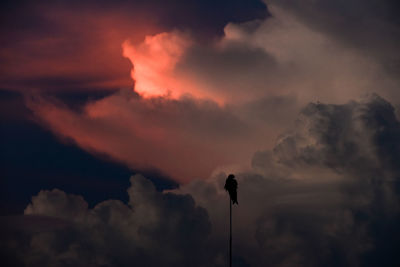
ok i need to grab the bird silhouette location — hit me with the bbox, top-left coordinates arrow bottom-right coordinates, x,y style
224,174 -> 238,204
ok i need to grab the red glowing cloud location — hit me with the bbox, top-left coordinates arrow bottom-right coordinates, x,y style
122,32 -> 191,98
26,91 -> 257,183
0,6 -> 161,93
122,31 -> 224,103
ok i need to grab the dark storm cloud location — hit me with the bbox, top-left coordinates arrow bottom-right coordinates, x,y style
3,94 -> 400,266
177,94 -> 400,266
270,93 -> 400,176
249,94 -> 400,266
1,1 -> 400,265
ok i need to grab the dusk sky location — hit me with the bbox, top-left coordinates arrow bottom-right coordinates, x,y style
1,0 -> 400,266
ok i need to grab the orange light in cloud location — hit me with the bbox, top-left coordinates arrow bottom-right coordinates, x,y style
122,31 -> 224,103
122,32 -> 191,98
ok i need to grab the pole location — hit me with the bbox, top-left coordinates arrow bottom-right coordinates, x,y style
230,198 -> 232,267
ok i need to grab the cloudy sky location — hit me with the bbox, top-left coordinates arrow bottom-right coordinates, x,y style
1,0 -> 400,266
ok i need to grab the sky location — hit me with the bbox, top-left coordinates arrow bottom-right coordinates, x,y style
1,0 -> 400,266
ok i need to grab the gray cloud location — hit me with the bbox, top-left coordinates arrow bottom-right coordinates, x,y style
176,42 -> 277,102
2,174 -> 215,267
23,3 -> 400,183
175,94 -> 400,266
25,90 -> 259,182
267,0 -> 400,80
2,94 -> 400,266
3,0 -> 400,263
172,3 -> 400,108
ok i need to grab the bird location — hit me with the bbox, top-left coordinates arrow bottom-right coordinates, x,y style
224,174 -> 238,205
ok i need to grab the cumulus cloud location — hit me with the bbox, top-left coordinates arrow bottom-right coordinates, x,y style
178,4 -> 399,105
4,94 -> 400,266
3,1 -> 400,265
1,174 -> 215,267
123,4 -> 389,105
175,94 -> 400,266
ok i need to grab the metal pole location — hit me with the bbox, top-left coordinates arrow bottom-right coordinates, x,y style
230,198 -> 232,267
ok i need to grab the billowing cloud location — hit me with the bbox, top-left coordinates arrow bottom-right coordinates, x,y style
174,94 -> 400,266
25,4 -> 400,183
122,32 -> 192,98
3,94 -> 400,266
1,174 -> 215,267
2,1 -> 400,265
26,90 -> 260,183
0,0 -> 268,93
177,4 -> 398,105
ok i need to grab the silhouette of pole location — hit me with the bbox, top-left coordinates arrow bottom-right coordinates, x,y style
229,197 -> 232,267
224,174 -> 238,267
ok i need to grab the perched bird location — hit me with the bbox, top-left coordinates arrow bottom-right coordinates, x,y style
224,174 -> 238,204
